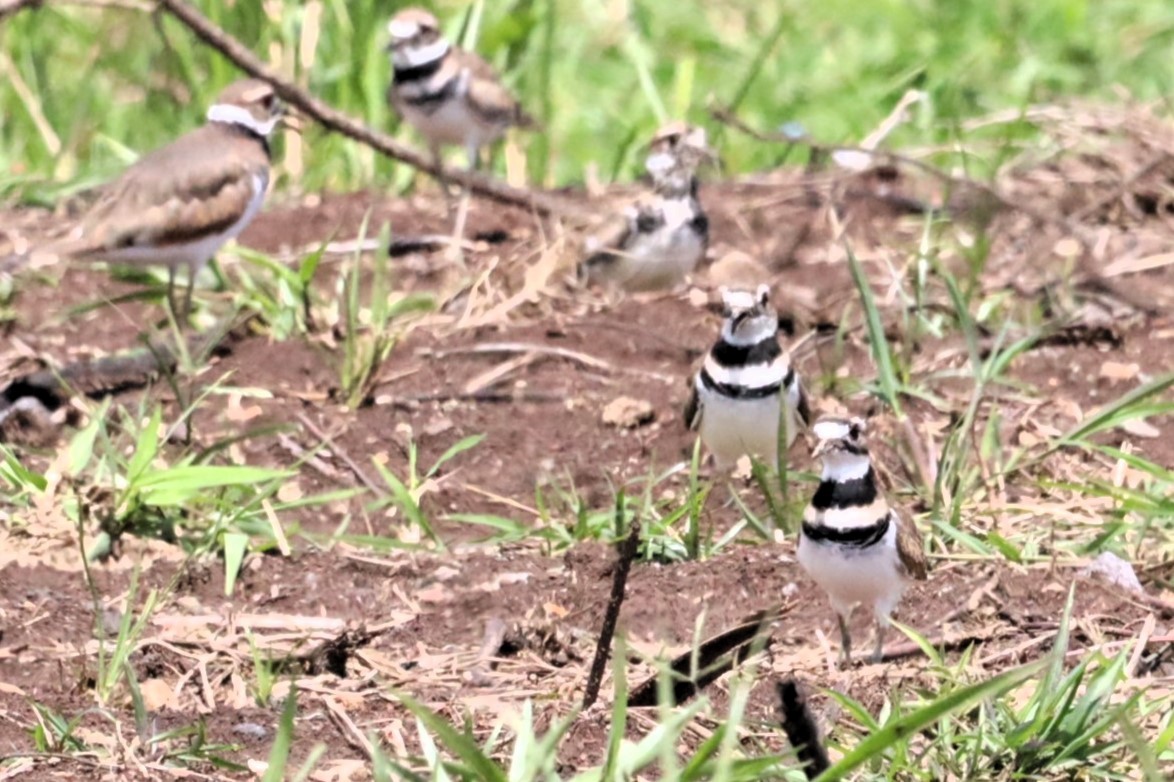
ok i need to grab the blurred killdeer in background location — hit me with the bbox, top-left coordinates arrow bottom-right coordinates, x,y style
797,417 -> 928,665
684,284 -> 810,470
385,7 -> 535,254
580,122 -> 715,292
32,79 -> 286,320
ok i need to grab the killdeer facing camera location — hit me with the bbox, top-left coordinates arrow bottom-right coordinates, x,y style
580,122 -> 714,292
35,79 -> 286,320
684,284 -> 810,470
797,417 -> 928,665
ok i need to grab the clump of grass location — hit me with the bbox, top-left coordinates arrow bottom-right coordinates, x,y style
449,456 -> 740,561
232,243 -> 325,341
334,219 -> 434,409
369,431 -> 485,550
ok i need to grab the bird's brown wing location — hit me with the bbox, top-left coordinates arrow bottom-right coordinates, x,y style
581,212 -> 633,264
894,510 -> 929,580
794,376 -> 812,428
684,381 -> 702,431
460,51 -> 536,129
57,125 -> 267,257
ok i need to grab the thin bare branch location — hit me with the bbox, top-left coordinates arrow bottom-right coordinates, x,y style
151,0 -> 582,219
709,103 -> 1092,250
0,0 -> 43,22
582,513 -> 640,709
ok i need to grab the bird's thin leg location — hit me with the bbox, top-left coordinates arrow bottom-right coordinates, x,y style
181,266 -> 196,325
871,617 -> 887,664
166,265 -> 179,323
446,142 -> 478,267
431,142 -> 455,217
837,614 -> 853,667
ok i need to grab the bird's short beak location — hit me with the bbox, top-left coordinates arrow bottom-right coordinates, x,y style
281,111 -> 305,134
812,439 -> 830,459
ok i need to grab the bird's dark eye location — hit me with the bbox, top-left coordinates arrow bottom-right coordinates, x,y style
848,423 -> 861,440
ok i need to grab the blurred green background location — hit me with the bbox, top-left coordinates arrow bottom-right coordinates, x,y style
1,0 -> 1171,204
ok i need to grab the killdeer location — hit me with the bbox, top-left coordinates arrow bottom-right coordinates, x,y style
684,284 -> 810,470
385,7 -> 534,256
797,417 -> 928,665
385,7 -> 534,168
580,122 -> 714,292
37,79 -> 285,319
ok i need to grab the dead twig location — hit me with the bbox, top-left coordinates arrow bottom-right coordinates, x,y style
462,352 -> 540,395
323,695 -> 377,758
153,0 -> 582,219
709,104 -> 1091,250
423,341 -> 678,383
582,509 -> 640,709
423,342 -> 611,371
467,617 -> 510,687
1068,151 -> 1173,223
295,412 -> 385,497
382,390 -> 565,408
627,605 -> 782,707
0,313 -> 249,413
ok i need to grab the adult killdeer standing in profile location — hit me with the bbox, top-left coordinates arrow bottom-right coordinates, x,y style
579,123 -> 714,292
33,79 -> 286,320
797,417 -> 928,665
684,284 -> 810,470
385,7 -> 535,253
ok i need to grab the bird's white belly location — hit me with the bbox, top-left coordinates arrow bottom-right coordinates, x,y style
621,226 -> 704,291
797,526 -> 905,619
99,172 -> 268,274
699,389 -> 795,469
401,98 -> 500,151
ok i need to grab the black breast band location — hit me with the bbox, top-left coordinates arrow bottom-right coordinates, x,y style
699,367 -> 792,400
802,515 -> 890,547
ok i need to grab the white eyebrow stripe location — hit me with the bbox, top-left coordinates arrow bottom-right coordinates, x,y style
720,292 -> 757,312
388,19 -> 420,39
813,420 -> 851,440
206,104 -> 278,136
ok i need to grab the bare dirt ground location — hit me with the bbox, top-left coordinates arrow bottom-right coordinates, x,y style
2,108 -> 1174,779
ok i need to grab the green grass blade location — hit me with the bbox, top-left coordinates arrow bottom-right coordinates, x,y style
424,434 -> 486,480
394,692 -> 508,782
846,244 -> 902,415
815,660 -> 1046,781
262,685 -> 299,782
1057,372 -> 1174,446
223,532 -> 249,596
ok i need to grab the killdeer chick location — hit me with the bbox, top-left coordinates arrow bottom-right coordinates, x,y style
684,284 -> 810,470
797,417 -> 928,665
37,79 -> 286,320
386,7 -> 535,252
580,123 -> 714,292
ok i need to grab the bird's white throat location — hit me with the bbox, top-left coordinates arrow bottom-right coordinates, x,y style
394,39 -> 450,69
207,104 -> 278,137
721,316 -> 776,346
820,453 -> 871,482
